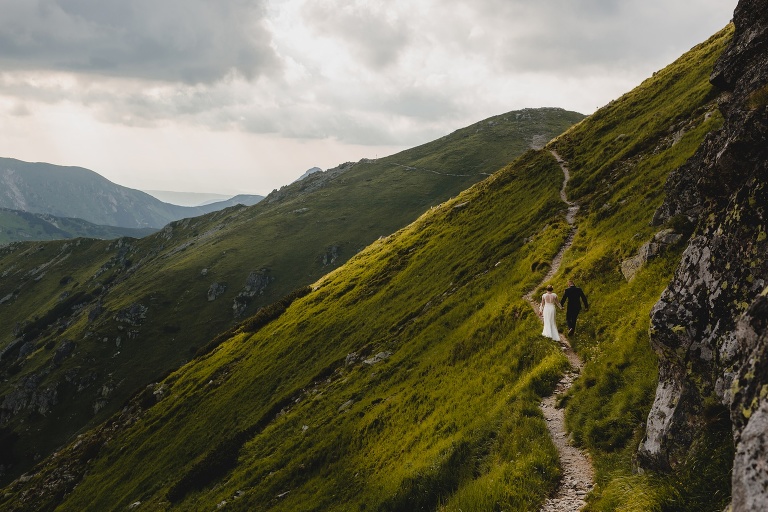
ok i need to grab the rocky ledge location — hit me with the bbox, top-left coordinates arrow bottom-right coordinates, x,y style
638,0 -> 768,509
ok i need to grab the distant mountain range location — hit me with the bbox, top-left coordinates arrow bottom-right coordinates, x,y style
0,208 -> 157,245
142,191 -> 234,207
0,157 -> 263,230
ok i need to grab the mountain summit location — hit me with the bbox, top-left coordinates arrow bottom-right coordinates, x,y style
294,167 -> 323,182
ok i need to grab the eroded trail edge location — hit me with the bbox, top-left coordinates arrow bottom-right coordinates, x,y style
524,150 -> 595,512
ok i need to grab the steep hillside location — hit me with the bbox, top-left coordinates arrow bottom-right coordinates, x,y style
0,107 -> 583,486
0,27 -> 736,511
0,158 -> 262,230
0,208 -> 157,245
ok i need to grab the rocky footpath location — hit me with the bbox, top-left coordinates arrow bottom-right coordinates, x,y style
638,0 -> 768,509
528,152 -> 594,512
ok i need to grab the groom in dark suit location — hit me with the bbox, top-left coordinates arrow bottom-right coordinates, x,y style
560,280 -> 589,336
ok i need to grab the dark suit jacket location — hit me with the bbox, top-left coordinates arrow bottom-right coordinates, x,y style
561,286 -> 588,312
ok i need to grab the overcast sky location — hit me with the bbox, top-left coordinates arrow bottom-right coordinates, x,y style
0,0 -> 737,196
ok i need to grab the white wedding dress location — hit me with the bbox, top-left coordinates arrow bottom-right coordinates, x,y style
540,292 -> 561,341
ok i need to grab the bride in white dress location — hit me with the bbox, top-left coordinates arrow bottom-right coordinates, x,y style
539,285 -> 563,341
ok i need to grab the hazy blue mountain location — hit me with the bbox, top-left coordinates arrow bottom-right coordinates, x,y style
198,194 -> 263,210
0,158 -> 262,229
143,191 -> 233,206
144,191 -> 265,207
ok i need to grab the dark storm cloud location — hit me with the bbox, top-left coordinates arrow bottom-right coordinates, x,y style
0,0 -> 279,83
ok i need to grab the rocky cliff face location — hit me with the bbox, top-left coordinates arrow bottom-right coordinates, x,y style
639,0 -> 768,509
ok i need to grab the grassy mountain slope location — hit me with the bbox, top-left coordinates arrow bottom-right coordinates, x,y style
6,148 -> 574,512
0,108 -> 583,486
0,157 -> 262,230
0,27 -> 735,511
0,208 -> 158,245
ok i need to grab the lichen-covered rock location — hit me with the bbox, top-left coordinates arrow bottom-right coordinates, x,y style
730,293 -> 768,510
639,1 -> 768,508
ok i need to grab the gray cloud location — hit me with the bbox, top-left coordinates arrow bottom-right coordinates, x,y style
380,88 -> 461,121
0,0 -> 736,151
266,108 -> 449,146
9,101 -> 31,117
0,0 -> 279,83
301,1 -> 412,69
439,0 -> 733,73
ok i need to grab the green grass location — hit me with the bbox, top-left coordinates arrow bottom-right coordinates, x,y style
0,150 -> 574,511
748,83 -> 768,110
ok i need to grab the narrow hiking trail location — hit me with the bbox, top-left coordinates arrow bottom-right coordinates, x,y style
523,150 -> 595,512
390,162 -> 492,177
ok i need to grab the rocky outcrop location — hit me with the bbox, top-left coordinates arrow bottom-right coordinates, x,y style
232,269 -> 272,317
264,162 -> 354,204
207,282 -> 227,301
730,293 -> 768,510
620,229 -> 683,281
113,303 -> 148,326
0,373 -> 59,426
638,1 -> 768,509
52,340 -> 75,366
322,245 -> 339,266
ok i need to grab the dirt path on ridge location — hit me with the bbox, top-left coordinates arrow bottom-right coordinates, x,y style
523,150 -> 595,512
